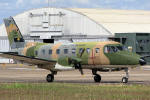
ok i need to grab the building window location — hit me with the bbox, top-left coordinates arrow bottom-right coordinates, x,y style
95,48 -> 100,53
86,48 -> 90,54
42,49 -> 45,55
64,49 -> 68,54
49,49 -> 52,55
72,48 -> 76,54
56,49 -> 60,54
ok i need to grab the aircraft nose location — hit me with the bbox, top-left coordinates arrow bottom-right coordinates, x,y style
139,58 -> 146,65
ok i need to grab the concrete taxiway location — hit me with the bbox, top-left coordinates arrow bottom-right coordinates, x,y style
0,64 -> 150,84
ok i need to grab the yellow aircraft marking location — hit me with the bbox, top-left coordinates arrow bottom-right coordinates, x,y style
6,24 -> 18,35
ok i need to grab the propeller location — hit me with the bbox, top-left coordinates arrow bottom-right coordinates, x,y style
139,57 -> 146,65
79,48 -> 85,58
71,48 -> 85,75
77,48 -> 86,75
139,55 -> 150,66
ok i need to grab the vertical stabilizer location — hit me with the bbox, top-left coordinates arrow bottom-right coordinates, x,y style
4,17 -> 25,49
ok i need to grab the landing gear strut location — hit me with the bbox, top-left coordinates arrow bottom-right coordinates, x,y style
46,71 -> 57,82
122,68 -> 129,83
92,69 -> 101,83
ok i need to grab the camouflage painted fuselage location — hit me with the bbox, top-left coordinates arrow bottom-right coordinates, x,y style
11,41 -> 141,70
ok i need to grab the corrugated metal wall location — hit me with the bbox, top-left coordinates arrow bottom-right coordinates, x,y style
0,38 -> 13,63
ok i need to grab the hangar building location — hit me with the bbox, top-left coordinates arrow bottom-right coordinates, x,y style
1,8 -> 150,63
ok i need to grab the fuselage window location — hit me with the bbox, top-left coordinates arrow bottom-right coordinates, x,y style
56,49 -> 60,54
42,49 -> 45,55
86,48 -> 90,54
72,48 -> 76,54
49,49 -> 52,55
79,48 -> 84,54
64,49 -> 68,54
104,46 -> 115,53
95,48 -> 100,53
35,51 -> 38,55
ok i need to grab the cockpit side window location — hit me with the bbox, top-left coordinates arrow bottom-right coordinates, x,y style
104,46 -> 118,53
116,46 -> 123,51
104,45 -> 127,53
111,46 -> 118,52
104,46 -> 108,53
104,46 -> 112,53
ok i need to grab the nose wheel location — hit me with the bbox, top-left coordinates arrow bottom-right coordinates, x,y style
122,77 -> 128,83
122,68 -> 129,83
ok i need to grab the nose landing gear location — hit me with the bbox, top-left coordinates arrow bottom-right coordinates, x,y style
122,68 -> 129,83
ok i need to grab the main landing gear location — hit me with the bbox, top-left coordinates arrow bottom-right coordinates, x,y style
46,71 -> 57,82
122,68 -> 129,83
92,68 -> 129,83
92,69 -> 101,82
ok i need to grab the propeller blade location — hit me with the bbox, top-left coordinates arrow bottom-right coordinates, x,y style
79,68 -> 84,75
79,48 -> 85,58
74,63 -> 84,75
78,63 -> 84,75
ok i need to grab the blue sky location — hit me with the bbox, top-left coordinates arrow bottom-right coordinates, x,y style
0,0 -> 150,24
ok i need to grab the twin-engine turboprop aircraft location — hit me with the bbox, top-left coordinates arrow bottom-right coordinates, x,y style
0,17 -> 146,83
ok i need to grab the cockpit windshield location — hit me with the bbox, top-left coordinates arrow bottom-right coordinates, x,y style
104,45 -> 127,53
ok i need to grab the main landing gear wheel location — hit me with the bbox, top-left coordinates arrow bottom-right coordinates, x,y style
46,74 -> 54,82
94,74 -> 101,83
122,77 -> 128,83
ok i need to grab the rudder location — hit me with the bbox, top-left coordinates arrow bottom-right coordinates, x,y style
4,17 -> 25,49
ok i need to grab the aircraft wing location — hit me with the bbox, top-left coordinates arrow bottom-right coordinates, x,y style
0,52 -> 56,69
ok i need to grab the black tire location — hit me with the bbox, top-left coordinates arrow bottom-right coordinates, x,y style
122,77 -> 128,83
46,74 -> 54,82
94,74 -> 101,83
